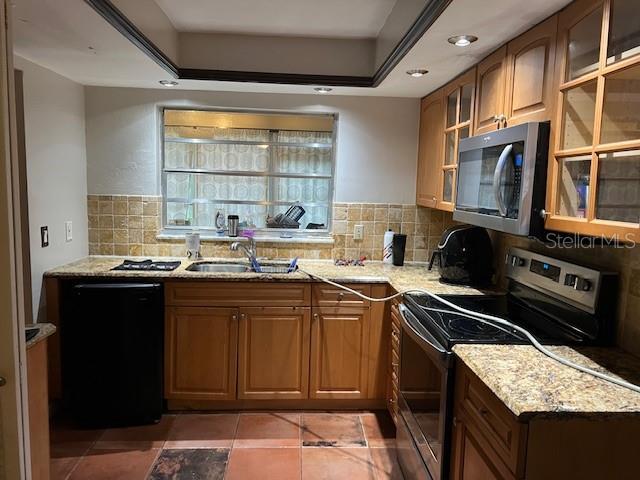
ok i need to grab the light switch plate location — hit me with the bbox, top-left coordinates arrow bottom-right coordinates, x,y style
40,226 -> 49,247
65,221 -> 73,242
354,224 -> 364,240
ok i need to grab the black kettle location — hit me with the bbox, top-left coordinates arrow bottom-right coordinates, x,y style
428,225 -> 494,286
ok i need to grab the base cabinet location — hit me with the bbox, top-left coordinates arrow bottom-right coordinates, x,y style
309,307 -> 370,399
451,360 -> 640,480
237,307 -> 311,400
451,415 -> 515,480
165,306 -> 238,400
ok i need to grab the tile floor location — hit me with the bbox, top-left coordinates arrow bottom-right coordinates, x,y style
51,411 -> 403,480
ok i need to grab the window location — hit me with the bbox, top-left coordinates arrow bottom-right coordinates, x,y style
162,109 -> 336,236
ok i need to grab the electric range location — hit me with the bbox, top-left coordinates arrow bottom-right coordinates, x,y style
394,248 -> 618,480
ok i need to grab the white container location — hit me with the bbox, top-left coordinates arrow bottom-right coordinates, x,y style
185,231 -> 201,258
383,229 -> 394,264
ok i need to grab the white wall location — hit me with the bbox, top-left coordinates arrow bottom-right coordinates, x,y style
15,56 -> 88,322
85,87 -> 419,204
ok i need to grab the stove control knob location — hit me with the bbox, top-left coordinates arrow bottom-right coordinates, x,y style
510,255 -> 525,267
564,274 -> 591,291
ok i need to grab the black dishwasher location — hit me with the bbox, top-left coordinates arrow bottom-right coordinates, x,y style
62,282 -> 164,427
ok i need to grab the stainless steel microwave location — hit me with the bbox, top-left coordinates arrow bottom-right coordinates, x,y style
453,121 -> 550,238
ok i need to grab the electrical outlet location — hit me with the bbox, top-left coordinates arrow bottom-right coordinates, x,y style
65,221 -> 73,242
40,226 -> 49,247
353,224 -> 364,240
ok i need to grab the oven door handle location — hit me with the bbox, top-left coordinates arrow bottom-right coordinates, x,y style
399,304 -> 452,365
493,143 -> 512,217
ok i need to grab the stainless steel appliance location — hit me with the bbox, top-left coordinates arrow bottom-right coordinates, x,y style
454,122 -> 550,238
396,248 -> 617,479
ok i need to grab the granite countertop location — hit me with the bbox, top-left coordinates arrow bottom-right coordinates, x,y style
25,323 -> 56,349
454,344 -> 640,420
44,256 -> 496,296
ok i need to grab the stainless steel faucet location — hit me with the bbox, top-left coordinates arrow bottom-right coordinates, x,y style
230,236 -> 257,263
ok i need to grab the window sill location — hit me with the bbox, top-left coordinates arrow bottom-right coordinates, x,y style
156,231 -> 335,245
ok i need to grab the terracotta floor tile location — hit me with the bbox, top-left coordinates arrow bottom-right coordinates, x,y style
234,413 -> 300,447
361,412 -> 396,447
148,448 -> 228,480
164,414 -> 238,449
226,447 -> 301,480
302,413 -> 366,447
68,448 -> 160,480
50,455 -> 82,480
302,447 -> 375,480
50,420 -> 104,453
369,447 -> 404,480
93,415 -> 174,449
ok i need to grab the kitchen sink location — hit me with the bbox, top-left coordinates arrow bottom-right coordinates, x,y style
186,261 -> 296,274
186,262 -> 251,273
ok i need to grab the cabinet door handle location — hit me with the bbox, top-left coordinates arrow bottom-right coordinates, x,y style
239,313 -> 246,321
232,314 -> 237,321
313,313 -> 319,321
337,292 -> 345,300
0,376 -> 6,387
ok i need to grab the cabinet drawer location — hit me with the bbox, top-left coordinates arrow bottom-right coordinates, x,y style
390,303 -> 401,329
166,282 -> 311,307
455,362 -> 527,476
312,283 -> 371,307
390,349 -> 400,379
391,321 -> 400,352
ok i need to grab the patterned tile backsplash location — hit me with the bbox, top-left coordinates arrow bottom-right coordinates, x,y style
87,195 -> 456,262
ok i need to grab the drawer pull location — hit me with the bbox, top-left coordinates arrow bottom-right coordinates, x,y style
479,407 -> 489,416
338,292 -> 345,300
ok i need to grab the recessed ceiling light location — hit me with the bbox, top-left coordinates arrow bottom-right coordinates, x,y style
314,87 -> 332,94
406,69 -> 429,77
159,80 -> 179,87
448,35 -> 478,47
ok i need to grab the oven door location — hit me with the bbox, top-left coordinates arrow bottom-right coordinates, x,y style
397,304 -> 453,480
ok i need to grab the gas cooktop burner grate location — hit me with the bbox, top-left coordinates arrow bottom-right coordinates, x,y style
112,259 -> 181,272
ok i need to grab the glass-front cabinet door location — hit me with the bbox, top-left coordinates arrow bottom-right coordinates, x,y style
439,68 -> 475,211
549,0 -> 640,241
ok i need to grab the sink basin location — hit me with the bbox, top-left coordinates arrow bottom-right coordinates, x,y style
186,262 -> 251,273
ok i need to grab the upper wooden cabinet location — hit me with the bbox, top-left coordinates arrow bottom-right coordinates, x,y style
546,0 -> 640,241
416,89 -> 444,208
505,15 -> 558,125
440,68 -> 476,210
474,46 -> 508,135
237,307 -> 310,400
474,18 -> 558,136
165,306 -> 238,400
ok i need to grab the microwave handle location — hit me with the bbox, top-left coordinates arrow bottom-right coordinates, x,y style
493,144 -> 513,217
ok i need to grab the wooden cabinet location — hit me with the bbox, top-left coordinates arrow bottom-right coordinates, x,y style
27,339 -> 51,480
451,415 -> 514,480
163,281 -> 388,406
474,46 -> 508,135
474,18 -> 557,135
450,359 -> 640,480
309,307 -> 371,399
504,16 -> 558,126
546,0 -> 640,242
165,306 -> 238,400
440,68 -> 476,210
416,89 -> 444,208
237,307 -> 310,400
386,298 -> 401,423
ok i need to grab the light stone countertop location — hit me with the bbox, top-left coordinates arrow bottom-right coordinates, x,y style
46,256 -> 640,419
453,344 -> 640,420
25,323 -> 56,349
44,256 -> 497,296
